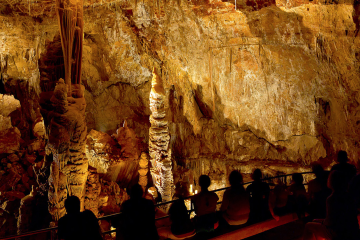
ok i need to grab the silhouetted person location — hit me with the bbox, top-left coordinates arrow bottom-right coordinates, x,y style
270,178 -> 290,216
220,170 -> 250,225
331,150 -> 356,184
289,173 -> 307,219
158,186 -> 195,239
81,210 -> 103,240
116,184 -> 159,240
308,163 -> 331,219
246,169 -> 274,223
192,175 -> 219,232
58,196 -> 83,240
303,170 -> 360,240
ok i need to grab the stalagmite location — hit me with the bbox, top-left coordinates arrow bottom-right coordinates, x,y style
46,80 -> 88,221
17,187 -> 35,235
84,166 -> 101,217
138,152 -> 149,192
149,68 -> 174,203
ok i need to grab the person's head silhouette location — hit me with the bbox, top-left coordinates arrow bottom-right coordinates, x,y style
130,183 -> 143,199
338,150 -> 348,164
65,196 -> 80,215
229,170 -> 243,187
311,163 -> 324,178
292,173 -> 304,185
252,169 -> 262,182
199,175 -> 211,191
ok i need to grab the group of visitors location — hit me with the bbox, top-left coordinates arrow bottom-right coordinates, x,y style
57,150 -> 360,240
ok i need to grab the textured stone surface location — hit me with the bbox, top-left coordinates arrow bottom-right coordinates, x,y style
44,80 -> 88,220
17,189 -> 35,234
112,120 -> 142,160
149,68 -> 174,203
138,152 -> 149,190
98,180 -> 128,215
86,129 -> 121,174
86,125 -> 142,188
84,166 -> 101,216
1,0 -> 360,213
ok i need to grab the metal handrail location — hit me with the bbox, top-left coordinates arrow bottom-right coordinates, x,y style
0,171 -> 314,239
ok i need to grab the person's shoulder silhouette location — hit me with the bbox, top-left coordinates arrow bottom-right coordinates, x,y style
58,196 -> 82,240
117,184 -> 158,240
80,210 -> 103,240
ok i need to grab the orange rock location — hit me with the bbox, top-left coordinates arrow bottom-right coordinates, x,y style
6,191 -> 25,200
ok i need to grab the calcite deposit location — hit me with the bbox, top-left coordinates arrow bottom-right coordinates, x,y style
17,187 -> 35,235
1,0 -> 360,234
0,94 -> 21,154
44,80 -> 88,220
149,68 -> 174,203
84,166 -> 101,216
138,152 -> 149,191
86,126 -> 141,186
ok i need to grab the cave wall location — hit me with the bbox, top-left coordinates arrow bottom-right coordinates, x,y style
1,0 -> 360,185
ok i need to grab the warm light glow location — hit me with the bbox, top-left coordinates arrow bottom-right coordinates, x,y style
189,184 -> 193,195
195,190 -> 198,194
111,227 -> 116,237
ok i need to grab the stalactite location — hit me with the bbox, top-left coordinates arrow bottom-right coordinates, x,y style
149,68 -> 174,204
56,0 -> 84,95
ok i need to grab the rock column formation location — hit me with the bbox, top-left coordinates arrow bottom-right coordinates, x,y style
17,187 -> 35,235
46,80 -> 88,221
138,153 -> 149,192
149,68 -> 174,203
84,166 -> 101,217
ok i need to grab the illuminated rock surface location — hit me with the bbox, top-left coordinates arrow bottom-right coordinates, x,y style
149,68 -> 174,203
0,0 -> 352,170
44,80 -> 88,220
138,152 -> 149,191
1,0 -> 360,230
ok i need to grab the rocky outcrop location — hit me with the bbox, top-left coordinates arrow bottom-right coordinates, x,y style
112,120 -> 142,161
86,129 -> 121,174
86,126 -> 142,187
98,180 -> 128,216
149,68 -> 174,203
0,94 -> 21,154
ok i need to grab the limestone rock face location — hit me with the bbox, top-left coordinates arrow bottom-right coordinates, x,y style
0,127 -> 21,154
86,128 -> 140,187
0,94 -> 22,154
2,0 -> 360,203
86,129 -> 121,174
112,121 -> 142,160
98,180 -> 128,215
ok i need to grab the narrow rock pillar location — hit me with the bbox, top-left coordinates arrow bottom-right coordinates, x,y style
149,68 -> 174,203
138,153 -> 149,192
